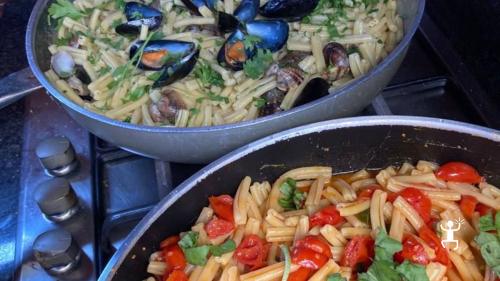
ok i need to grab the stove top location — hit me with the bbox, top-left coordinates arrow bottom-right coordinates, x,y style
12,12 -> 500,281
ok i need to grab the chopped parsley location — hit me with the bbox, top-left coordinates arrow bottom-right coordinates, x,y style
122,85 -> 150,102
252,97 -> 266,108
278,178 -> 307,210
243,35 -> 261,49
189,108 -> 201,115
474,211 -> 500,276
123,116 -> 132,123
115,0 -> 126,9
194,61 -> 224,88
55,33 -> 74,46
150,30 -> 165,41
98,66 -> 111,76
147,71 -> 163,82
87,53 -> 101,65
196,91 -> 229,104
243,49 -> 273,79
48,0 -> 87,23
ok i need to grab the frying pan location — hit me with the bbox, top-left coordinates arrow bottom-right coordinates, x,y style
0,0 -> 424,163
98,116 -> 500,280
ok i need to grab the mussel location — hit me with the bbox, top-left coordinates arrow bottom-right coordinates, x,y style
322,42 -> 350,81
245,20 -> 289,52
217,29 -> 255,70
217,12 -> 240,33
293,77 -> 330,106
234,0 -> 259,22
130,40 -> 200,87
181,0 -> 216,16
259,0 -> 320,21
115,2 -> 163,35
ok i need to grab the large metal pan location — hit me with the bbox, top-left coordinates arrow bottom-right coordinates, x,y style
0,0 -> 424,163
98,116 -> 500,280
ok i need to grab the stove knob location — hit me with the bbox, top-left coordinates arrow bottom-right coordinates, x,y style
33,229 -> 82,276
36,136 -> 78,176
35,178 -> 79,222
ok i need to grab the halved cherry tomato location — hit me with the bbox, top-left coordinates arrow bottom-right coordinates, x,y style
205,217 -> 234,239
389,188 -> 432,224
164,270 -> 188,281
394,235 -> 430,265
209,195 -> 234,222
476,203 -> 493,216
291,247 -> 329,269
340,235 -> 374,272
358,185 -> 381,199
163,244 -> 186,273
436,162 -> 482,184
309,206 -> 345,228
460,195 -> 478,220
288,267 -> 313,281
418,225 -> 450,267
295,235 -> 332,258
160,235 -> 180,249
235,234 -> 268,269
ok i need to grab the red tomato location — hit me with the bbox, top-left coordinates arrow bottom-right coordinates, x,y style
288,267 -> 313,281
163,245 -> 186,273
291,247 -> 329,269
294,235 -> 332,258
390,188 -> 432,224
394,235 -> 430,265
234,235 -> 268,269
209,195 -> 234,222
460,195 -> 478,220
160,235 -> 180,249
164,270 -> 188,281
418,225 -> 450,267
309,206 -> 345,228
358,185 -> 381,199
340,235 -> 374,272
436,162 -> 482,184
476,203 -> 493,216
205,217 -> 234,239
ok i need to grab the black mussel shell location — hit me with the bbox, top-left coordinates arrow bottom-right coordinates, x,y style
259,0 -> 320,21
259,88 -> 285,117
217,29 -> 256,71
245,20 -> 289,52
217,12 -> 240,33
115,2 -> 163,35
152,48 -> 200,88
130,40 -> 198,71
181,0 -> 212,15
293,77 -> 330,106
323,42 -> 350,80
234,0 -> 259,22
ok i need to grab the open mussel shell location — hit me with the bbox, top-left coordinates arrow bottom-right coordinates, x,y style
115,2 -> 163,35
181,0 -> 213,16
259,0 -> 320,21
245,20 -> 289,52
130,40 -> 198,71
152,48 -> 200,88
293,77 -> 330,107
217,12 -> 240,33
234,0 -> 260,22
217,29 -> 256,71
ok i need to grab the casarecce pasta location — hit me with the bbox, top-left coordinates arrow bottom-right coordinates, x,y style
146,161 -> 500,281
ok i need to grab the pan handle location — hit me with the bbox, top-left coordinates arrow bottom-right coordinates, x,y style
0,67 -> 43,109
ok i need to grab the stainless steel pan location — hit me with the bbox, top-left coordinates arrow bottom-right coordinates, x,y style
0,0 -> 425,163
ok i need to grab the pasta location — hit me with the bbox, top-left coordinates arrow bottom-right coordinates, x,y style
147,161 -> 500,281
46,0 -> 403,127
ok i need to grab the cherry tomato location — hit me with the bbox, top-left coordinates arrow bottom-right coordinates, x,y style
436,162 -> 482,184
389,188 -> 432,224
358,185 -> 381,199
163,244 -> 186,273
209,195 -> 234,222
164,270 -> 188,281
309,206 -> 345,228
340,235 -> 374,272
160,235 -> 180,249
204,217 -> 234,239
418,225 -> 450,267
394,235 -> 430,265
476,203 -> 493,216
294,235 -> 332,258
288,267 -> 313,281
234,234 -> 268,269
291,247 -> 329,270
460,195 -> 478,220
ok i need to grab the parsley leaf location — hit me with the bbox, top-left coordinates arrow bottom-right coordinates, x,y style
147,71 -> 163,82
374,229 -> 402,262
278,178 -> 306,210
358,260 -> 400,281
243,35 -> 261,49
252,97 -> 266,108
115,0 -> 126,9
194,61 -> 224,88
55,33 -> 74,46
123,116 -> 132,123
150,31 -> 165,41
190,108 -> 201,115
123,85 -> 150,102
243,49 -> 273,79
327,273 -> 346,281
210,240 -> 236,256
48,0 -> 86,21
98,66 -> 111,76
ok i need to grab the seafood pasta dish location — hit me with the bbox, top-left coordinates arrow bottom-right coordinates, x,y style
145,161 -> 500,281
45,0 -> 403,127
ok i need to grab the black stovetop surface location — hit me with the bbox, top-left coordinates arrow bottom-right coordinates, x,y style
1,0 -> 500,280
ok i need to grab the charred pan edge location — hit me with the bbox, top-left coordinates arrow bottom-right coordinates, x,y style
27,0 -> 426,134
98,115 -> 500,280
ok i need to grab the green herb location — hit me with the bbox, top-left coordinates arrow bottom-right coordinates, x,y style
356,209 -> 371,225
474,212 -> 500,276
395,260 -> 429,281
359,260 -> 401,281
368,8 -> 379,14
280,245 -> 291,281
327,273 -> 347,281
179,231 -> 199,249
243,35 -> 261,49
184,246 -> 211,266
197,92 -> 229,104
190,108 -> 201,115
98,66 -> 111,76
374,229 -> 402,262
479,212 -> 497,232
210,240 -> 236,256
147,71 -> 163,82
100,37 -> 124,49
115,0 -> 126,10
150,31 -> 165,40
278,178 -> 306,210
123,116 -> 132,123
87,53 -> 101,65
347,46 -> 360,55
362,0 -> 379,7
252,97 -> 266,108
377,39 -> 384,44
326,23 -> 341,38
130,11 -> 143,20
122,85 -> 150,102
48,0 -> 87,22
194,61 -> 224,88
55,33 -> 73,46
243,49 -> 273,79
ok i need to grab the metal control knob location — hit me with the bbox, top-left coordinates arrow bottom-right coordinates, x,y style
33,229 -> 82,276
35,178 -> 80,222
36,136 -> 78,176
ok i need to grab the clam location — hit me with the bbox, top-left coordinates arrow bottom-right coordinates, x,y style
323,42 -> 350,81
276,67 -> 304,92
259,88 -> 285,117
259,0 -> 320,21
115,2 -> 163,35
130,40 -> 200,87
149,89 -> 187,124
293,77 -> 330,106
51,51 -> 75,78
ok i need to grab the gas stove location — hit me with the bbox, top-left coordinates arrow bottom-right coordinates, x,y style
12,13 -> 500,281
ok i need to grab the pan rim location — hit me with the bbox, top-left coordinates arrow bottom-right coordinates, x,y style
26,0 -> 426,134
98,115 -> 500,280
